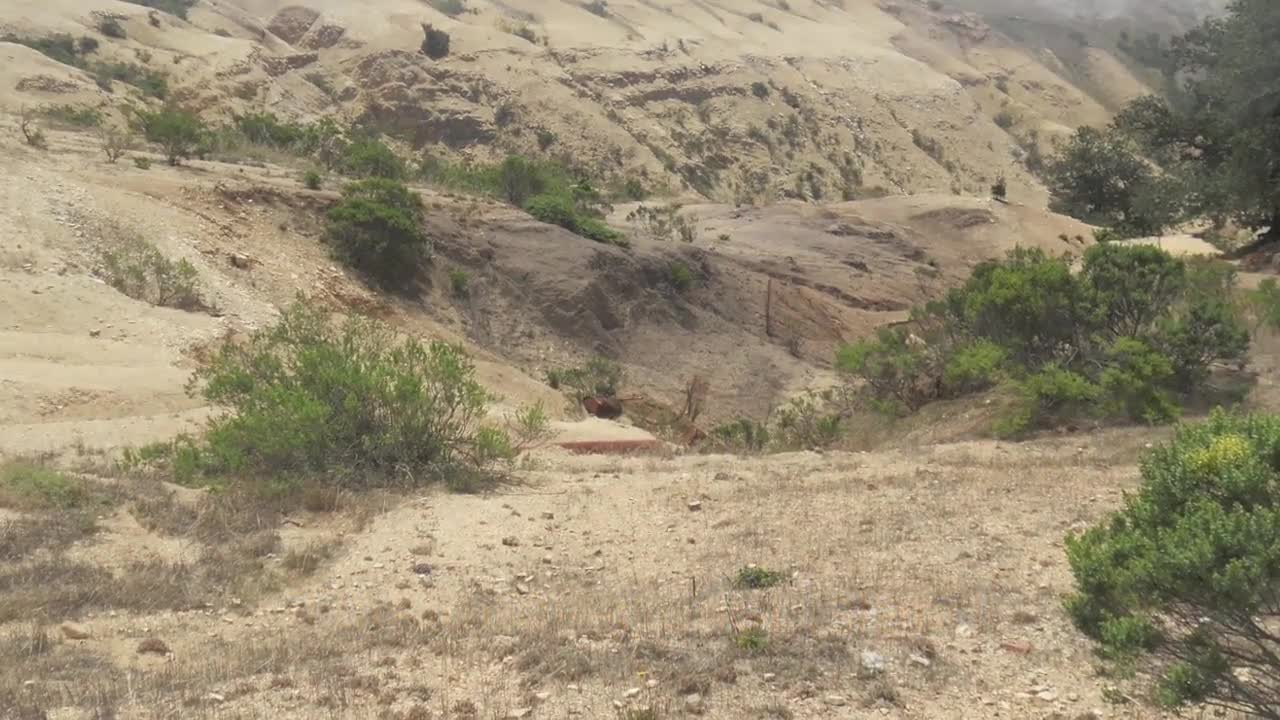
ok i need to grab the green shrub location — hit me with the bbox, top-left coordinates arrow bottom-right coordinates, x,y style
101,234 -> 206,311
835,327 -> 934,416
525,192 -> 577,231
735,627 -> 769,654
303,169 -> 323,190
0,461 -> 88,510
184,301 -> 512,486
449,268 -> 469,297
990,176 -> 1007,200
1065,411 -> 1280,718
133,156 -> 152,169
770,394 -> 843,449
325,179 -> 428,286
340,138 -> 406,179
137,107 -> 204,165
751,81 -> 770,99
498,156 -> 555,206
843,242 -> 1248,437
39,104 -> 102,128
546,357 -> 623,398
708,418 -> 770,452
669,262 -> 694,292
942,341 -> 1005,395
993,110 -> 1015,129
735,566 -> 785,590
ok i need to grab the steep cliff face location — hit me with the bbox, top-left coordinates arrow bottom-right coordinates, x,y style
1,0 -> 1164,206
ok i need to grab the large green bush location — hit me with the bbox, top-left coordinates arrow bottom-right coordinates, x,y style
838,244 -> 1250,435
325,179 -> 428,286
183,301 -> 512,487
1065,410 -> 1280,718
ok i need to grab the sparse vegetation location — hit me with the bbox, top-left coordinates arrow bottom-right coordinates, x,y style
1066,411 -> 1280,718
302,168 -> 323,190
325,178 -> 428,287
18,106 -> 46,149
39,104 -> 102,128
735,566 -> 785,589
98,124 -> 131,159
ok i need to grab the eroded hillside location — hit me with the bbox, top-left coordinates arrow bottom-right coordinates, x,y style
1,0 -> 1162,208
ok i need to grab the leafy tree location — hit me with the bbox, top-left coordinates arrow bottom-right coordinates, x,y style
325,179 -> 427,286
137,107 -> 204,165
1045,126 -> 1164,236
1066,411 -> 1280,719
1054,0 -> 1280,238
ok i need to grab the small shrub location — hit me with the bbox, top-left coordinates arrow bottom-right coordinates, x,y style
77,36 -> 100,54
546,357 -> 624,398
137,107 -> 204,165
583,0 -> 609,17
101,234 -> 207,310
340,138 -> 406,179
98,17 -> 127,39
735,566 -> 785,590
735,627 -> 769,654
499,156 -> 549,206
303,169 -> 323,190
669,262 -> 694,292
991,176 -> 1007,200
99,124 -> 132,162
18,107 -> 46,149
751,81 -> 770,99
536,128 -> 558,151
449,268 -> 469,297
325,179 -> 428,286
993,110 -> 1015,129
708,418 -> 770,452
525,192 -> 578,230
0,461 -> 88,510
420,24 -> 450,59
133,156 -> 152,169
